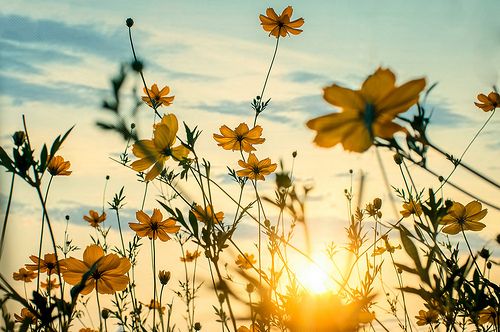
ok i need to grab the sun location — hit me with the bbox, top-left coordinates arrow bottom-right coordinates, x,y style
294,252 -> 335,294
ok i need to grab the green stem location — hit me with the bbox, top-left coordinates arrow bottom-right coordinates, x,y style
0,172 -> 15,261
152,238 -> 157,332
35,175 -> 54,294
96,284 -> 102,332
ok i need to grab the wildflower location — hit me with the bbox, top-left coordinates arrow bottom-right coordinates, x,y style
14,308 -> 36,325
129,209 -> 180,242
62,244 -> 130,295
307,68 -> 426,152
41,277 -> 60,290
236,153 -> 277,181
180,250 -> 201,262
213,123 -> 265,152
12,131 -> 26,147
142,83 -> 174,108
83,210 -> 106,228
235,253 -> 256,269
158,270 -> 171,285
191,203 -> 224,224
400,200 -> 423,218
237,324 -> 261,332
259,6 -> 304,38
474,91 -> 499,112
13,268 -> 36,282
365,198 -> 382,218
440,200 -> 487,235
141,300 -> 166,313
415,309 -> 439,326
25,253 -> 61,275
478,307 -> 497,325
131,113 -> 189,181
47,155 -> 72,176
79,328 -> 99,332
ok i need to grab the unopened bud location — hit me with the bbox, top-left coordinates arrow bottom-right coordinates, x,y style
126,18 -> 134,27
246,283 -> 255,293
194,322 -> 202,330
101,308 -> 110,319
393,153 -> 403,165
292,151 -> 297,158
373,198 -> 382,210
158,270 -> 171,285
12,131 -> 26,147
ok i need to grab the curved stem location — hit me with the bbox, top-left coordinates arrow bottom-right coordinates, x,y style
0,172 -> 15,261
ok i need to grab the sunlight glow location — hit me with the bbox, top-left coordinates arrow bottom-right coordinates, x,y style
295,252 -> 334,294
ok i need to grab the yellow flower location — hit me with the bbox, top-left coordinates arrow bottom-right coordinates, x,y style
14,308 -> 36,325
237,324 -> 261,332
213,123 -> 265,152
131,114 -> 190,181
400,200 -> 423,218
180,250 -> 201,263
62,244 -> 131,295
235,253 -> 256,269
474,91 -> 499,112
415,309 -> 439,326
79,328 -> 99,332
47,155 -> 72,176
25,253 -> 61,275
307,68 -> 426,152
259,6 -> 304,38
236,153 -> 277,181
478,306 -> 497,325
141,299 -> 166,313
41,277 -> 60,290
129,209 -> 180,242
440,201 -> 487,235
142,83 -> 174,108
83,210 -> 106,228
191,203 -> 224,224
13,268 -> 36,282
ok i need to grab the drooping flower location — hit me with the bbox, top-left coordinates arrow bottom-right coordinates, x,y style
236,153 -> 277,181
191,203 -> 224,224
440,201 -> 487,235
83,210 -> 107,228
478,306 -> 497,325
13,268 -> 36,282
415,309 -> 439,326
259,6 -> 304,38
474,91 -> 499,112
400,200 -> 423,218
158,270 -> 171,285
47,156 -> 72,176
213,123 -> 265,152
142,84 -> 174,108
180,250 -> 201,263
307,68 -> 426,152
14,308 -> 36,325
62,244 -> 131,295
131,113 -> 190,181
25,253 -> 61,275
129,209 -> 180,242
235,253 -> 256,269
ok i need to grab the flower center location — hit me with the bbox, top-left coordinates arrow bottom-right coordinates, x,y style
92,270 -> 102,280
150,222 -> 159,231
252,166 -> 261,174
363,104 -> 376,137
162,147 -> 172,157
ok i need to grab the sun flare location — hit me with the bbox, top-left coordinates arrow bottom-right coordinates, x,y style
295,252 -> 335,294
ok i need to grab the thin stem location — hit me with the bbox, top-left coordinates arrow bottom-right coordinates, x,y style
0,172 -> 15,261
36,175 -> 54,293
141,182 -> 149,210
152,238 -> 157,332
96,284 -> 103,332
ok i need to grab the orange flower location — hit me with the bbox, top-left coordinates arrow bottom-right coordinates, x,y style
62,244 -> 130,295
400,200 -> 423,218
131,113 -> 190,181
213,123 -> 265,152
129,209 -> 180,242
180,250 -> 201,263
41,277 -> 60,290
415,309 -> 439,326
25,253 -> 61,275
191,203 -> 224,224
13,268 -> 36,282
237,153 -> 277,181
259,6 -> 304,38
83,210 -> 106,228
14,308 -> 36,325
141,299 -> 165,313
474,91 -> 499,112
142,83 -> 174,108
237,324 -> 261,332
440,201 -> 487,235
478,306 -> 497,325
235,253 -> 256,269
307,68 -> 426,152
47,155 -> 72,176
79,328 -> 99,332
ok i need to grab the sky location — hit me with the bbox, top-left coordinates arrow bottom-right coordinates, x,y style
1,0 -> 500,330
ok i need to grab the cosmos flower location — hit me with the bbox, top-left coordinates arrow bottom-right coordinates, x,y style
474,91 -> 499,112
25,253 -> 61,275
237,324 -> 261,332
41,277 -> 60,290
79,328 -> 99,332
191,203 -> 224,224
478,307 -> 498,325
142,83 -> 174,108
236,153 -> 277,181
440,201 -> 487,235
47,156 -> 72,176
129,209 -> 180,242
158,270 -> 171,285
13,268 -> 36,282
62,244 -> 131,295
259,6 -> 304,38
14,308 -> 36,325
140,299 -> 165,313
83,210 -> 107,228
180,250 -> 201,263
307,68 -> 426,152
415,309 -> 439,326
213,123 -> 265,152
131,113 -> 189,181
235,253 -> 256,269
400,200 -> 423,218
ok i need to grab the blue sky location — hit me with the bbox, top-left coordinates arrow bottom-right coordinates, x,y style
1,0 -> 500,329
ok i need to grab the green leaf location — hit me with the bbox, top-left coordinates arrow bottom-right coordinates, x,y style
188,210 -> 199,239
